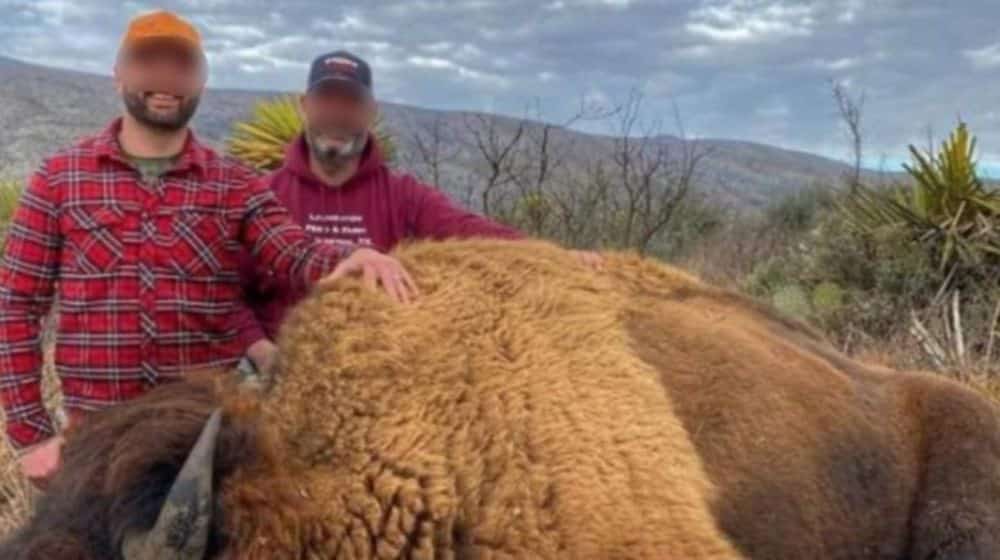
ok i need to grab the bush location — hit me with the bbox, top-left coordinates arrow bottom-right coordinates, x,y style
738,185 -> 998,372
734,124 -> 998,372
647,193 -> 728,261
771,284 -> 812,320
0,179 -> 23,252
765,184 -> 834,233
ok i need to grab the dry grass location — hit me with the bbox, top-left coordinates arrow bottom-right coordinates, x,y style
956,373 -> 1000,405
0,442 -> 31,540
0,336 -> 60,540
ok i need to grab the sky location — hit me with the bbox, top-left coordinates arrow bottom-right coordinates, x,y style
3,0 -> 1000,170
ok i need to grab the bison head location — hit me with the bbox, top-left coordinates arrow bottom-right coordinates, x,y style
0,376 -> 267,560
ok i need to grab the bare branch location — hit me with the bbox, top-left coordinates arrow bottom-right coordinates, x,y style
831,80 -> 865,191
463,113 -> 526,217
404,116 -> 460,189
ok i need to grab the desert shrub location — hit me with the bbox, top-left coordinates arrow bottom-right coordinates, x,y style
765,184 -> 835,232
770,284 -> 812,320
738,123 -> 999,373
645,192 -> 728,261
806,216 -> 938,338
683,188 -> 827,289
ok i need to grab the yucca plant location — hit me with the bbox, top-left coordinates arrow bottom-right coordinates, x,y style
839,122 -> 1000,272
226,95 -> 396,171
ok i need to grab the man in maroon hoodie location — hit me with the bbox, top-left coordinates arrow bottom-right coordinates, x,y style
238,51 -> 601,373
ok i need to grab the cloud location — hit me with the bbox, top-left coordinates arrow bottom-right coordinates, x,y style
814,57 -> 860,71
964,42 -> 1000,69
313,14 -> 390,36
408,56 -> 510,88
25,0 -> 97,24
2,0 -> 1000,166
686,0 -> 818,43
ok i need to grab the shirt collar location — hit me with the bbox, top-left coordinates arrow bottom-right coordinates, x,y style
94,117 -> 209,174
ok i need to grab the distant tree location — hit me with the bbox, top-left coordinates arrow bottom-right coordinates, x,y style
226,95 -> 396,171
463,113 -> 526,218
401,115 -> 460,191
831,80 -> 865,191
450,89 -> 707,255
602,89 -> 707,255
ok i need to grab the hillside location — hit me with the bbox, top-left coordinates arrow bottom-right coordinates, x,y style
0,55 -> 863,207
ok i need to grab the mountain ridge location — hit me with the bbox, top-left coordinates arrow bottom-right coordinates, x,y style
0,54 -> 867,208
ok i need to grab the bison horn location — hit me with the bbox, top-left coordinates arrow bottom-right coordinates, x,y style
122,408 -> 223,560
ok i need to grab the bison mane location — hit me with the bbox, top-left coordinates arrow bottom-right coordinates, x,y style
0,375 -> 270,560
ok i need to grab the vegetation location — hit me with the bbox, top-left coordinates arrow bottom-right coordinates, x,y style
222,90 -> 998,374
840,123 -> 1000,276
0,179 -> 23,252
736,122 -> 999,373
226,94 -> 396,171
404,90 -> 711,259
2,97 -> 999,539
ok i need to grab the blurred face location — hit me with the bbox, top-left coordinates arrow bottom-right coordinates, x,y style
300,83 -> 375,169
115,39 -> 206,132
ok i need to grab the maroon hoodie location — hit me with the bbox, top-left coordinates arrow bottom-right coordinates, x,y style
237,134 -> 523,343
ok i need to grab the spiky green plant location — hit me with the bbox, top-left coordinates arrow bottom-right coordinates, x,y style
839,122 -> 1000,271
226,95 -> 396,171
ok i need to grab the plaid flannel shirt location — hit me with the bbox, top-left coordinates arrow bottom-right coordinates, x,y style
0,119 -> 350,450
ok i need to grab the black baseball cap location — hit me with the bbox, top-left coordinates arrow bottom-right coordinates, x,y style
307,50 -> 373,98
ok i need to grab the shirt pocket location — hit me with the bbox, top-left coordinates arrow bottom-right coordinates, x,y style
166,208 -> 230,277
62,206 -> 125,274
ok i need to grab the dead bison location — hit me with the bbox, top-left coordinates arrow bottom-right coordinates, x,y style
611,254 -> 1000,559
0,239 -> 743,560
3,239 -> 999,559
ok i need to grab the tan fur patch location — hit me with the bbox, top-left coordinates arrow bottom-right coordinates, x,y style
232,239 -> 742,559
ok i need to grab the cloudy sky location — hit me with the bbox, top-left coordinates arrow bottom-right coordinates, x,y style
3,0 -> 1000,169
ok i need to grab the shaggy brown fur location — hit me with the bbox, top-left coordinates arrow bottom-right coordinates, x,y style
229,239 -> 742,559
607,252 -> 1000,559
1,239 -> 742,559
0,375 -> 271,559
5,239 -> 999,559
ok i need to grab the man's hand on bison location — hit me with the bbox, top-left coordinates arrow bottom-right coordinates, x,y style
571,250 -> 605,270
19,435 -> 64,489
247,338 -> 279,375
321,248 -> 419,304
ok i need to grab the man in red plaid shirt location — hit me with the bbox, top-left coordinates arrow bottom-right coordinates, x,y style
0,10 -> 416,487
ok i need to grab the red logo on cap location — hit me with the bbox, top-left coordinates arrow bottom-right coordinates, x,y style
325,56 -> 358,75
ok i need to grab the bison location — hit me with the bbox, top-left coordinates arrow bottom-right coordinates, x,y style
2,239 -> 999,559
0,240 -> 742,559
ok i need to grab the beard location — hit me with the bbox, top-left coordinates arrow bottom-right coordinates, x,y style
122,88 -> 200,132
305,121 -> 368,173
